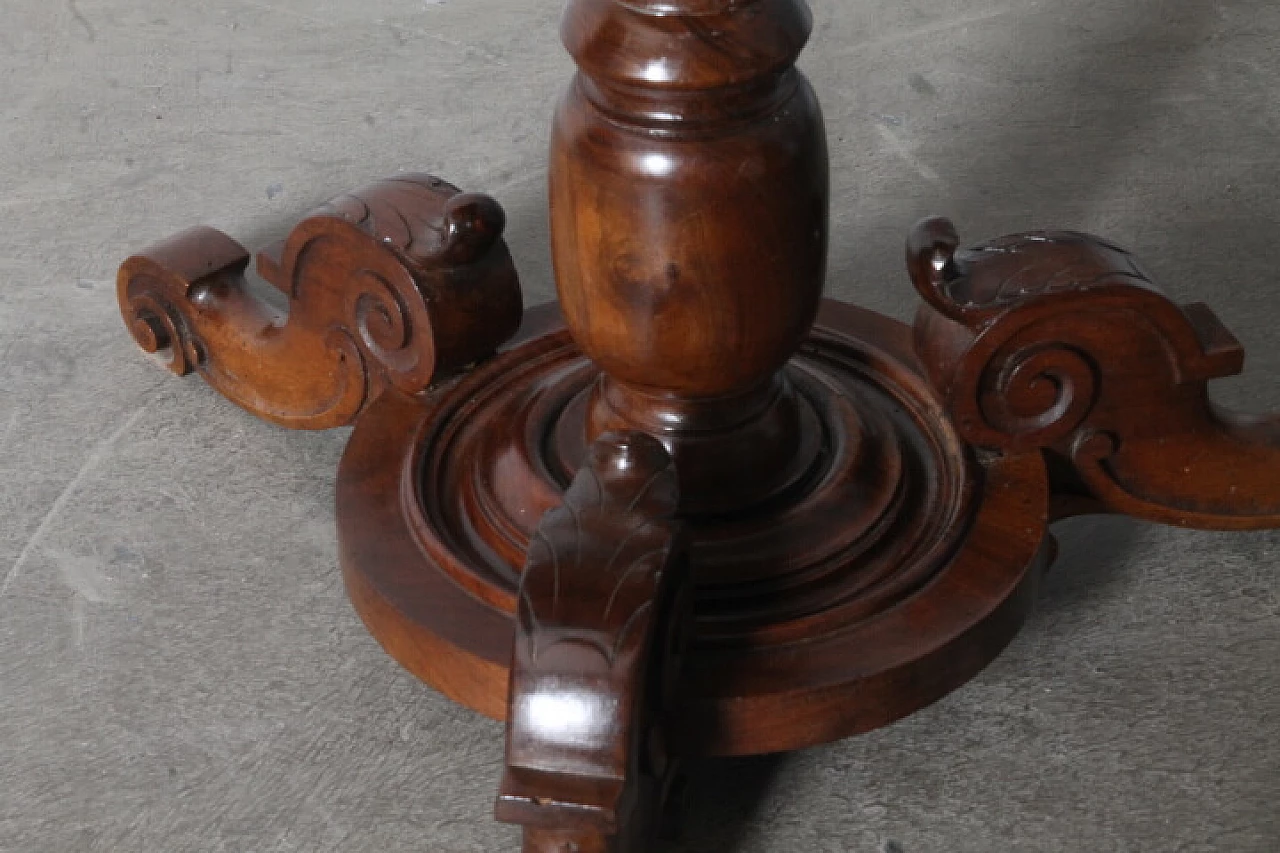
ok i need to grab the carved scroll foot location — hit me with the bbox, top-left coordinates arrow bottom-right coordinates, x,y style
496,433 -> 692,853
117,174 -> 522,429
910,217 -> 1280,530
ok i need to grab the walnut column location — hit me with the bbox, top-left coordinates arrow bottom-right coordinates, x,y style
550,0 -> 828,514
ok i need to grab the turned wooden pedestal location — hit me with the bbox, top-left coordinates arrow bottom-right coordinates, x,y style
117,2 -> 1280,851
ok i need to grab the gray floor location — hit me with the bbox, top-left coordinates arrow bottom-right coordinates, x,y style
2,1 -> 1278,851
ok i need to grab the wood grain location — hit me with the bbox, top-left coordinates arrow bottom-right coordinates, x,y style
910,215 -> 1280,529
109,2 -> 1280,851
551,0 -> 828,514
497,432 -> 690,852
118,174 -> 522,429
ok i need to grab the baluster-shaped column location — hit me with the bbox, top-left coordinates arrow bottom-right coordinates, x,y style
551,0 -> 829,514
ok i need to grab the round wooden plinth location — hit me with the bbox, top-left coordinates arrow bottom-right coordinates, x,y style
337,300 -> 1051,757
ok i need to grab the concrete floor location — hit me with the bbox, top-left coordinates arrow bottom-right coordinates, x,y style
2,1 -> 1278,851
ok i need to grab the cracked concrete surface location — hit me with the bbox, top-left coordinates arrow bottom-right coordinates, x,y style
1,1 -> 1278,851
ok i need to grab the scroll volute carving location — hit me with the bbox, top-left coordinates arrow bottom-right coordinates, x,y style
497,433 -> 692,853
910,216 -> 1280,530
117,174 -> 522,429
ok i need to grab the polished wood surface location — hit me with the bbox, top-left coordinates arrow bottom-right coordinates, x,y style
118,174 -> 521,429
496,432 -> 690,853
114,0 -> 1280,849
552,0 -> 828,514
336,299 -> 1050,761
910,216 -> 1280,529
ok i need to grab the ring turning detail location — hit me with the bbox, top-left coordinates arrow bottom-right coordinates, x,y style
117,1 -> 1280,850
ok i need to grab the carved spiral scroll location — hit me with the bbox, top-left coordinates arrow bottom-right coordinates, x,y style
979,340 -> 1099,450
912,216 -> 1280,530
118,174 -> 522,430
128,289 -> 204,376
353,272 -> 411,359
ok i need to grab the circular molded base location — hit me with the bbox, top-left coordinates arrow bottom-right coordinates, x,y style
337,300 -> 1050,757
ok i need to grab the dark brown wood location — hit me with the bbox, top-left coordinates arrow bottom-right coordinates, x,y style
118,174 -> 522,429
496,432 -> 690,853
552,0 -> 828,515
113,1 -> 1280,850
910,216 -> 1280,529
336,300 -> 1051,758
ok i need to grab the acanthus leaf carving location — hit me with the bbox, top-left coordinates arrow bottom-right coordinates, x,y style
498,432 -> 691,853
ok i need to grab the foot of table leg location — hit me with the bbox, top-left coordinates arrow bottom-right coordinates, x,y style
495,433 -> 692,853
